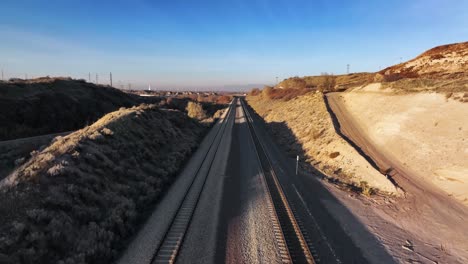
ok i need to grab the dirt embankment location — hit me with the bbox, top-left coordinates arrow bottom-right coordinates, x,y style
326,84 -> 468,262
332,84 -> 468,205
0,77 -> 148,141
246,93 -> 397,194
0,104 -> 206,264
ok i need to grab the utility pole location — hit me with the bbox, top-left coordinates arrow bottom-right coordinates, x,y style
110,72 -> 112,87
25,74 -> 28,80
96,73 -> 98,84
347,64 -> 350,74
276,76 -> 278,86
400,57 -> 402,64
128,83 -> 131,90
1,69 -> 3,81
88,72 -> 91,82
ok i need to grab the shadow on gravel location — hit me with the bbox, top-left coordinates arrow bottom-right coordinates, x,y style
242,100 -> 396,264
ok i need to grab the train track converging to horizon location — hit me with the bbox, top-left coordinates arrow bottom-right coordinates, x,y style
147,98 -> 318,264
240,99 -> 317,264
150,99 -> 236,264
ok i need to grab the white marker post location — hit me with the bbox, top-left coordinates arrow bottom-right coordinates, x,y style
296,155 -> 299,175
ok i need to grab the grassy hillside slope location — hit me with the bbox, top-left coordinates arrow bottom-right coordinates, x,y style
0,104 -> 205,264
0,77 -> 144,140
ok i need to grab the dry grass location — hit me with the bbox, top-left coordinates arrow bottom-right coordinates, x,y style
0,104 -> 205,264
260,87 -> 311,101
380,77 -> 468,93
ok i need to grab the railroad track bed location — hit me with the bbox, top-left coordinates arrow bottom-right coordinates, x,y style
151,100 -> 236,264
240,99 -> 317,264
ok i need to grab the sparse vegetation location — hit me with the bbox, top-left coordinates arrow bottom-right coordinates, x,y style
255,86 -> 310,101
279,76 -> 307,89
329,152 -> 340,159
318,73 -> 337,92
0,104 -> 206,264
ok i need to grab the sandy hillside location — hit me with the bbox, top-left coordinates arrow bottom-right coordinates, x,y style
0,104 -> 206,264
380,41 -> 468,79
246,93 -> 396,194
336,84 -> 468,205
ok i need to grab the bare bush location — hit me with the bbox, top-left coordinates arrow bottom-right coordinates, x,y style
319,73 -> 337,92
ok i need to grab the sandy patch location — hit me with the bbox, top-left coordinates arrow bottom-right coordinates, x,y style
340,85 -> 468,204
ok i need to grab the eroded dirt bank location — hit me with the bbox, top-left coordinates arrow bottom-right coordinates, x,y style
324,85 -> 468,263
330,84 -> 468,205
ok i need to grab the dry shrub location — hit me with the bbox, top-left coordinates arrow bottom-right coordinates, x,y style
318,73 -> 337,92
249,88 -> 261,96
217,95 -> 232,104
281,76 -> 307,89
186,101 -> 207,120
360,181 -> 374,196
263,88 -> 309,101
187,94 -> 198,101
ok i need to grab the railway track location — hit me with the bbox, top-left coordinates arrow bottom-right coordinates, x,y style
150,99 -> 236,264
240,98 -> 317,264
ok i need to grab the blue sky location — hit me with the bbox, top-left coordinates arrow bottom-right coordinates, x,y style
0,0 -> 467,90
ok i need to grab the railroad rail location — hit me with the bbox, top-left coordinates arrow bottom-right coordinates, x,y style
151,99 -> 236,264
240,98 -> 317,264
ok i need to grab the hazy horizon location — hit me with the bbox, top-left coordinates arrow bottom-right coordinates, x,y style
1,0 -> 467,90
